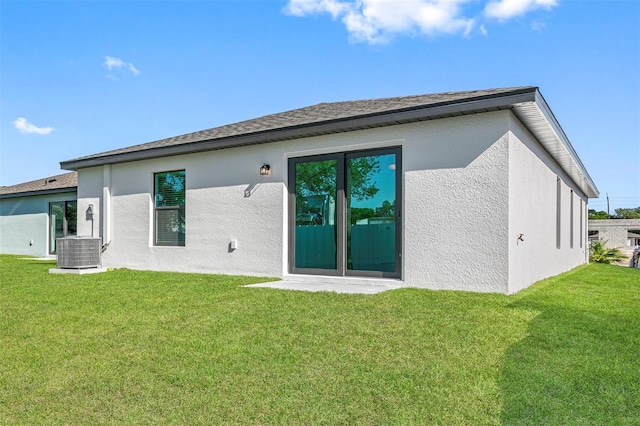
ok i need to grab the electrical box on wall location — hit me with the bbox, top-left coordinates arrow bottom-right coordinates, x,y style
230,239 -> 238,250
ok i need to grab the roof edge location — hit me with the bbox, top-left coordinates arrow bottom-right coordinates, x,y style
61,87 -> 538,170
0,187 -> 77,199
533,90 -> 598,196
509,89 -> 598,198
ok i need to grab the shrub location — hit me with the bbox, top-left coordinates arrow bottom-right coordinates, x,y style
589,240 -> 626,264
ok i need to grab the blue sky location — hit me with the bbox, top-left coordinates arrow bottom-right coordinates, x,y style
1,0 -> 638,211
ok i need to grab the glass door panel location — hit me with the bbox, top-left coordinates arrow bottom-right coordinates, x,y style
50,202 -> 65,254
294,159 -> 338,270
347,153 -> 397,273
66,201 -> 77,236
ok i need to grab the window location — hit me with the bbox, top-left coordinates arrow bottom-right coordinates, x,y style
50,201 -> 77,254
580,199 -> 584,248
556,177 -> 561,249
570,190 -> 574,249
154,170 -> 185,246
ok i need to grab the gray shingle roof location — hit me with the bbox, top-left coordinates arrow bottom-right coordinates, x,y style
61,86 -> 535,168
0,172 -> 77,198
56,86 -> 598,198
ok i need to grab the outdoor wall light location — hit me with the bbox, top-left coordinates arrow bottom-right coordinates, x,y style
260,164 -> 271,176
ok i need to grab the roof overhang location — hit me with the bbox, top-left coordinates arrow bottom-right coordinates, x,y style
511,91 -> 599,198
0,187 -> 77,199
60,87 -> 598,198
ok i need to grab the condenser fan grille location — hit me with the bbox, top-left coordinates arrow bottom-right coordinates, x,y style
56,237 -> 101,269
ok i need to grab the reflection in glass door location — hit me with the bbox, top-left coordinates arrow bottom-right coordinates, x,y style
293,158 -> 339,270
50,203 -> 64,254
289,148 -> 401,278
66,201 -> 77,236
49,201 -> 77,254
347,152 -> 397,273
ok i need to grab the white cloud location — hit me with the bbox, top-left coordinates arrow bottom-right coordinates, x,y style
284,0 -> 557,43
12,117 -> 55,135
104,55 -> 140,76
484,0 -> 557,21
530,19 -> 546,31
285,0 -> 474,43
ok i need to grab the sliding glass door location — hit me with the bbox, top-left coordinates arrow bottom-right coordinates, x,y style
49,201 -> 77,254
289,147 -> 401,278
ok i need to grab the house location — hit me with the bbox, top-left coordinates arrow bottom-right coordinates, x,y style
59,87 -> 598,293
628,232 -> 640,247
0,172 -> 78,256
588,219 -> 640,248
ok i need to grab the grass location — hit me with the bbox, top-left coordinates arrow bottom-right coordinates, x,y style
1,256 -> 638,425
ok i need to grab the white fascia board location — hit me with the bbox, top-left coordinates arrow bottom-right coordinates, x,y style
512,90 -> 599,198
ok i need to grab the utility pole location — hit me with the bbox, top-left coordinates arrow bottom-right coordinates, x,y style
607,193 -> 610,218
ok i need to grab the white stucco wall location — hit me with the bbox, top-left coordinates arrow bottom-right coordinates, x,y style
74,109 -> 589,293
77,167 -> 103,240
507,115 -> 588,293
79,144 -> 286,277
402,112 -> 511,292
280,111 -> 513,291
0,191 -> 77,256
76,111 -> 517,291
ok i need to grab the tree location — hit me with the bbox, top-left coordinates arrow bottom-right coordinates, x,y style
295,160 -> 337,200
350,207 -> 375,224
613,207 -> 640,219
347,157 -> 380,202
155,171 -> 186,207
588,209 -> 609,220
375,200 -> 395,218
295,157 -> 380,202
589,206 -> 640,220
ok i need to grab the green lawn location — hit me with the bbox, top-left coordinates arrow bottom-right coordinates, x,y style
1,255 -> 638,425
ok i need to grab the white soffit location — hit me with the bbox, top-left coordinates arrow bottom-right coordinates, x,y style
512,92 -> 599,198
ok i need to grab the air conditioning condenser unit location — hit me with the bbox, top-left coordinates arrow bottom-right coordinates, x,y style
56,236 -> 102,269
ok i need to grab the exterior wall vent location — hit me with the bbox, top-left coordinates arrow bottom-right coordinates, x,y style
56,236 -> 102,269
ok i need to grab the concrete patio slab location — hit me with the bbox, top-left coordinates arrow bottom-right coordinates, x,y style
246,279 -> 404,294
20,257 -> 56,261
49,267 -> 107,275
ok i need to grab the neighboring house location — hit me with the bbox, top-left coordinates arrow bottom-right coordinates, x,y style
0,172 -> 78,256
628,232 -> 640,247
60,87 -> 599,293
588,219 -> 640,248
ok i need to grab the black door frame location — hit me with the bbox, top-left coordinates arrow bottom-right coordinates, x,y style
49,200 -> 77,254
288,147 -> 402,279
